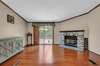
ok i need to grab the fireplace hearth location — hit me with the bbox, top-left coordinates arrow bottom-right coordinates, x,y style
64,36 -> 77,47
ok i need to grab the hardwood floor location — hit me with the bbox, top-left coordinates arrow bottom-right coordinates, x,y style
0,45 -> 97,66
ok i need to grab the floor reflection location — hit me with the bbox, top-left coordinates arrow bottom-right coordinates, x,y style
63,49 -> 89,65
1,45 -> 93,66
38,45 -> 53,64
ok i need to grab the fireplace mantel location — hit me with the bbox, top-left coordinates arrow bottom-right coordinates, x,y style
60,30 -> 84,32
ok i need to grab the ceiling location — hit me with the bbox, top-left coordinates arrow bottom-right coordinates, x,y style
2,0 -> 100,22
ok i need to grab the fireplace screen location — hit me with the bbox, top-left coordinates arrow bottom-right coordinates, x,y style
64,36 -> 77,47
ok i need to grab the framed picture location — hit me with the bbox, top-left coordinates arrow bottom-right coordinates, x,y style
7,14 -> 14,24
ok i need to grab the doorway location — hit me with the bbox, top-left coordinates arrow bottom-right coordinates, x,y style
39,25 -> 53,44
33,23 -> 54,45
33,25 -> 39,45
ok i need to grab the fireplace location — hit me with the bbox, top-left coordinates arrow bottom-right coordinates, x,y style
64,36 -> 77,47
60,30 -> 84,51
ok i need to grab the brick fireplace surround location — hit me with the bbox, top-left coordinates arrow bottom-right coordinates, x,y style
60,30 -> 84,51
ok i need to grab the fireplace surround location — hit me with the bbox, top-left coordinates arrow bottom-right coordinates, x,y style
64,35 -> 77,47
60,30 -> 84,51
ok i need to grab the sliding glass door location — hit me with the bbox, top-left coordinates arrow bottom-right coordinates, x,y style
39,25 -> 53,44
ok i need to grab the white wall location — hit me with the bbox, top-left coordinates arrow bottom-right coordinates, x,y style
88,6 -> 100,55
0,2 -> 27,46
27,23 -> 34,44
27,23 -> 33,33
54,5 -> 100,55
54,15 -> 89,44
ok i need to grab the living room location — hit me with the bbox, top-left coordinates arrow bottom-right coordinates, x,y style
0,0 -> 100,66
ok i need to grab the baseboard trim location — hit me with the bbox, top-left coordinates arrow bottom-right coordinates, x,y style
89,50 -> 100,56
89,59 -> 97,65
89,50 -> 100,65
0,50 -> 23,65
25,44 -> 34,47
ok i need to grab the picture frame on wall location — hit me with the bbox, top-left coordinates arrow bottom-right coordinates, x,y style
7,14 -> 14,24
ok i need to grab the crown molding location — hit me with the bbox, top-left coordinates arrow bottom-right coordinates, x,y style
0,0 -> 28,22
1,0 -> 100,23
57,4 -> 100,23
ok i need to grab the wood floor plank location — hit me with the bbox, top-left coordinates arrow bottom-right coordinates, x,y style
0,45 -> 98,66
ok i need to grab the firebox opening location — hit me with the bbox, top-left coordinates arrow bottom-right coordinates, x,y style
64,36 -> 77,47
